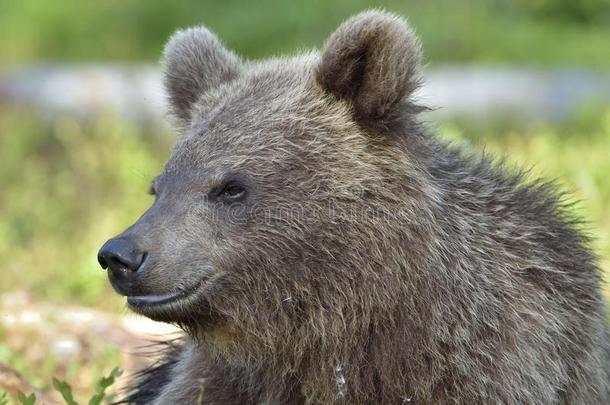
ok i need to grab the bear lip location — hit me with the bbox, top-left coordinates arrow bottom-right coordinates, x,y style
127,290 -> 186,307
126,282 -> 201,309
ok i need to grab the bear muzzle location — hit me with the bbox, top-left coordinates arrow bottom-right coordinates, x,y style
98,237 -> 148,296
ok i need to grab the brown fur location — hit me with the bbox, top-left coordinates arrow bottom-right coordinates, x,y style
101,10 -> 610,404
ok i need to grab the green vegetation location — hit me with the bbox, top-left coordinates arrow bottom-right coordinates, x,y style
16,392 -> 35,405
2,0 -> 610,68
53,367 -> 121,405
0,108 -> 171,310
0,367 -> 121,404
0,318 -> 122,404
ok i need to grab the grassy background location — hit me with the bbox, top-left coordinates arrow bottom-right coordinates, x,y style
2,0 -> 610,68
1,0 -> 609,401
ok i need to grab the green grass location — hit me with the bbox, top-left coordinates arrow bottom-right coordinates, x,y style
0,108 -> 172,310
1,0 -> 610,69
0,367 -> 121,404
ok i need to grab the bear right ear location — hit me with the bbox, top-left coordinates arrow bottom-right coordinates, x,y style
316,11 -> 422,127
162,27 -> 241,126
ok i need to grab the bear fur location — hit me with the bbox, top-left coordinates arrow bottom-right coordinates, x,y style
108,10 -> 610,404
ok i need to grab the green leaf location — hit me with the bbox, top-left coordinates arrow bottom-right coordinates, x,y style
17,391 -> 36,405
52,378 -> 78,405
88,368 -> 122,405
0,391 -> 10,405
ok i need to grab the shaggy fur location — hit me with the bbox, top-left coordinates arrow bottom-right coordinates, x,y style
103,10 -> 610,404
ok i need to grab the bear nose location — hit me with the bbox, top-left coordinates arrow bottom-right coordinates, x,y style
98,238 -> 146,275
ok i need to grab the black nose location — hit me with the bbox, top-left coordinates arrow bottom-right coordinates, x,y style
98,238 -> 146,275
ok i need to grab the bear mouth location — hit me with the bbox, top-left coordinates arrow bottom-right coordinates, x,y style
124,270 -> 221,324
127,281 -> 202,310
127,289 -> 189,307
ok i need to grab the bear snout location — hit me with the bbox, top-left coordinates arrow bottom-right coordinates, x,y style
98,237 -> 148,295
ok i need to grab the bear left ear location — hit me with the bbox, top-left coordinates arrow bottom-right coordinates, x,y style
316,11 -> 422,125
162,27 -> 241,126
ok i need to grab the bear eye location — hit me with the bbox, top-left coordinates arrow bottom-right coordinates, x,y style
218,180 -> 247,203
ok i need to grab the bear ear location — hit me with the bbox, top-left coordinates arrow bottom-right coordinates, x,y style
316,11 -> 422,125
162,27 -> 241,125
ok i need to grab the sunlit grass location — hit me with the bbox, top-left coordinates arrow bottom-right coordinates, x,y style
1,0 -> 610,68
0,108 -> 173,310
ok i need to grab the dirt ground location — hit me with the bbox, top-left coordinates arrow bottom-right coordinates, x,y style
0,291 -> 180,403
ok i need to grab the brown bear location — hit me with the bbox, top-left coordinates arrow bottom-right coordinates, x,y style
98,10 -> 610,404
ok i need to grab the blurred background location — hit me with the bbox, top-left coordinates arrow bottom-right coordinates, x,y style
1,0 -> 609,402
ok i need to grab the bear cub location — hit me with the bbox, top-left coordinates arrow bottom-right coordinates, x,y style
98,10 -> 610,405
